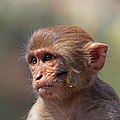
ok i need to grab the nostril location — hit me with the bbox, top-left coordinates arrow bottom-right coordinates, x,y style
36,75 -> 43,80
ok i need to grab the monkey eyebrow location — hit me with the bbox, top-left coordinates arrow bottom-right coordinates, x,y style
26,52 -> 36,62
27,49 -> 59,61
36,49 -> 60,58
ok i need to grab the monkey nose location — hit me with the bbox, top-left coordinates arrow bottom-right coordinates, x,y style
36,75 -> 43,81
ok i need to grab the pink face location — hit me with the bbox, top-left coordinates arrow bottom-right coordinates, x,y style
27,49 -> 68,97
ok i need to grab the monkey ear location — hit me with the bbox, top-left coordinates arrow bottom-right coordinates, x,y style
86,42 -> 108,71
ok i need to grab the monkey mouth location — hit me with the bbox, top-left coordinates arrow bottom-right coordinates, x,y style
35,83 -> 54,96
35,71 -> 68,96
37,84 -> 54,91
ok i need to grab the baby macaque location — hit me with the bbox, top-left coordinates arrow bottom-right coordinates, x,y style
26,25 -> 120,120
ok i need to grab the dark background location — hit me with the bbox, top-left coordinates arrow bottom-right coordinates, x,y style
0,0 -> 120,119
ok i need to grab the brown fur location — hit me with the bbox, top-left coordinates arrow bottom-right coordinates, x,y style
26,25 -> 120,120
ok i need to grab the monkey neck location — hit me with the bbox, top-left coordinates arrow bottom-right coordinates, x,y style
37,76 -> 98,107
36,91 -> 81,120
39,74 -> 99,106
35,77 -> 117,119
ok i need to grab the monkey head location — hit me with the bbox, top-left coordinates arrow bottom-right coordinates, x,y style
26,26 -> 108,98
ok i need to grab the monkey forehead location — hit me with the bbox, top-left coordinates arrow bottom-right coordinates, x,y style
27,25 -> 93,52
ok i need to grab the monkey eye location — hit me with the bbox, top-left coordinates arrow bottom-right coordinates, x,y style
44,53 -> 54,62
29,56 -> 37,65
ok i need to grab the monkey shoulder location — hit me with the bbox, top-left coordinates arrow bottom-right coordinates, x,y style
81,80 -> 120,120
83,99 -> 120,120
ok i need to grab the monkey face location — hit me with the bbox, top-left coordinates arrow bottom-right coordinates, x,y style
26,25 -> 108,98
27,49 -> 68,97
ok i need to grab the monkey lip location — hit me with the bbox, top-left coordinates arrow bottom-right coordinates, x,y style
35,84 -> 54,95
36,84 -> 54,91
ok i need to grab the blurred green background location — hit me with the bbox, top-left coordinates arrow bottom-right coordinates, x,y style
0,0 -> 120,119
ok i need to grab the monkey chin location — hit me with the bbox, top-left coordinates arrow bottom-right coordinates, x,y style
34,71 -> 68,98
